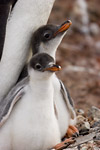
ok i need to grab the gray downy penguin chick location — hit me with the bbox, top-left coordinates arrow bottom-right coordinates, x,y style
31,20 -> 78,138
0,53 -> 61,150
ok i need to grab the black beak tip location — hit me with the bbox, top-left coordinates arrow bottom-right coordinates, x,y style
61,20 -> 72,26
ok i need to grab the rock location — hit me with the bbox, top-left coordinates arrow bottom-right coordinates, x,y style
76,109 -> 85,116
94,133 -> 100,142
81,146 -> 88,150
76,115 -> 90,135
76,115 -> 86,125
77,114 -> 88,123
86,106 -> 100,121
91,120 -> 100,128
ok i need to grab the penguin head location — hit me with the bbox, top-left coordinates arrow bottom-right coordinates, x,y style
29,53 -> 61,80
31,20 -> 72,58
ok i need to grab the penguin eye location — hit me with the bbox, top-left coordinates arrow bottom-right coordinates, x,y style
43,31 -> 52,39
35,63 -> 42,70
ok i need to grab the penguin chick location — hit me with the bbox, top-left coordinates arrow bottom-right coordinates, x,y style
31,20 -> 77,138
0,53 -> 61,150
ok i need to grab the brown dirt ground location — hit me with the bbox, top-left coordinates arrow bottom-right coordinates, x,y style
48,0 -> 100,111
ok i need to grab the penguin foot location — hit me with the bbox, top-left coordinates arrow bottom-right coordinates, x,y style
53,137 -> 75,150
67,125 -> 79,138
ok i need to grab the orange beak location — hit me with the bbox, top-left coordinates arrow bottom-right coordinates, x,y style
54,20 -> 72,36
44,64 -> 61,72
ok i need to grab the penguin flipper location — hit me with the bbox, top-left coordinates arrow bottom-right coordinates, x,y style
59,80 -> 76,120
59,80 -> 79,137
0,77 -> 29,127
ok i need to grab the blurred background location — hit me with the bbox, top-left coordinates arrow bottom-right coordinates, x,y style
48,0 -> 100,111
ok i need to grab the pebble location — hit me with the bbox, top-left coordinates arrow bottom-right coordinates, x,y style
76,109 -> 85,116
81,146 -> 88,150
86,106 -> 100,122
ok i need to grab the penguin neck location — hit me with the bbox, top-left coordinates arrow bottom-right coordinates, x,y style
0,0 -> 55,100
26,74 -> 55,120
29,73 -> 54,100
34,45 -> 56,60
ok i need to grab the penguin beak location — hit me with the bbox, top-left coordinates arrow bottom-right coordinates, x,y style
54,20 -> 72,36
44,64 -> 61,72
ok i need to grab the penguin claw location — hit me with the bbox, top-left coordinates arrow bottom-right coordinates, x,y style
53,137 -> 75,150
67,125 -> 79,138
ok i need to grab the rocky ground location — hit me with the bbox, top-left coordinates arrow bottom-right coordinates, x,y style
70,106 -> 100,150
49,0 -> 100,149
52,107 -> 100,150
49,0 -> 100,111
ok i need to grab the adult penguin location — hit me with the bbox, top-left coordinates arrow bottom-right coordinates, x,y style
0,0 -> 55,100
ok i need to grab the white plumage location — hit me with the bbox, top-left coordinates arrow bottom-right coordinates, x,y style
0,0 -> 55,100
0,53 -> 61,150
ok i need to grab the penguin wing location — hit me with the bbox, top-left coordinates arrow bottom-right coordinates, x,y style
0,77 -> 29,127
59,80 -> 76,120
0,0 -> 17,59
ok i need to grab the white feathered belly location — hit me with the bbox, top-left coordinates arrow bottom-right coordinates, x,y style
0,93 -> 61,150
55,92 -> 70,138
